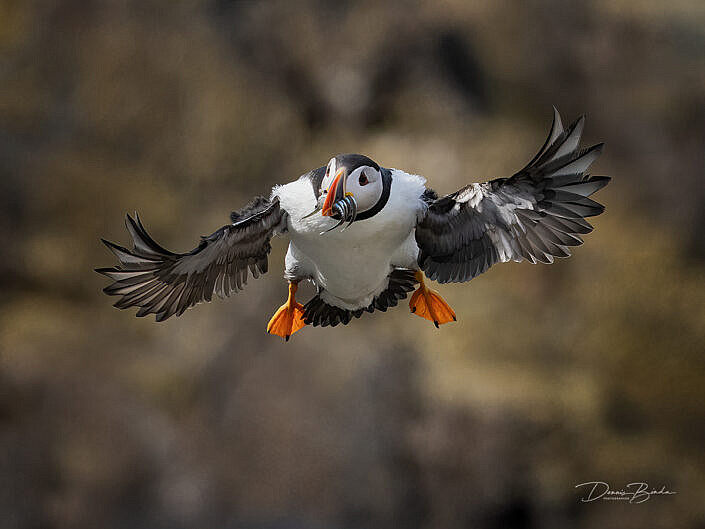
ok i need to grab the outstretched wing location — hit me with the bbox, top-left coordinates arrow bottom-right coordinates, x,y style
96,196 -> 286,321
416,108 -> 610,283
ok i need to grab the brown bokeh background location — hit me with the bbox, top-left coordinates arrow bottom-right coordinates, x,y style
1,1 -> 705,528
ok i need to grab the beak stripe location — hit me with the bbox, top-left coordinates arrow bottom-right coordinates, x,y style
321,169 -> 344,216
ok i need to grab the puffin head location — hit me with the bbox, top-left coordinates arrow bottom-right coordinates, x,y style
316,154 -> 391,232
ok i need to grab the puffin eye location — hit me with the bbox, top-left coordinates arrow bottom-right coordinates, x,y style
359,172 -> 369,186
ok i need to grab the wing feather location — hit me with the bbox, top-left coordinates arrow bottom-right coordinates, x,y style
416,109 -> 610,283
97,196 -> 286,320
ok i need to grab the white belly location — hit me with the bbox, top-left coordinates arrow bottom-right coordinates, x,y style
288,224 -> 417,309
273,169 -> 427,310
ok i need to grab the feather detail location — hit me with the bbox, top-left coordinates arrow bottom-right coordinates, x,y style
97,196 -> 285,321
416,109 -> 610,283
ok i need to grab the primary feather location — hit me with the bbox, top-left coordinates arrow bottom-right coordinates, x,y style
416,108 -> 610,283
96,197 -> 285,321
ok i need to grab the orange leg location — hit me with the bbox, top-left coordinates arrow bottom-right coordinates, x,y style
266,282 -> 306,341
409,271 -> 456,328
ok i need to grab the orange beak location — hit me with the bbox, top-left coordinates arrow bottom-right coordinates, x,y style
321,168 -> 344,216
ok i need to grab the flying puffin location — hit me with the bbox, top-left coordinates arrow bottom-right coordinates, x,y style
97,109 -> 610,340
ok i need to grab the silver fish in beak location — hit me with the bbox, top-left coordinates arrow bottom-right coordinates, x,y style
320,194 -> 358,234
317,167 -> 358,234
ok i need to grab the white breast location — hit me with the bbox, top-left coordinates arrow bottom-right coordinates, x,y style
273,169 -> 427,310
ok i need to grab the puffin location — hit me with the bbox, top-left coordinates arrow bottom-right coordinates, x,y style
97,109 -> 610,340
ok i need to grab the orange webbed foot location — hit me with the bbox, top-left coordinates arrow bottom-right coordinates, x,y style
266,283 -> 307,341
409,271 -> 456,327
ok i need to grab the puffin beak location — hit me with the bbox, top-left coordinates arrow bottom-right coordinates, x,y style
321,168 -> 345,216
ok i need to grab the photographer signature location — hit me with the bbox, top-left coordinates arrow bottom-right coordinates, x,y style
575,481 -> 677,504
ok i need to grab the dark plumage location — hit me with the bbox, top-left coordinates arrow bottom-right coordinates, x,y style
416,110 -> 609,283
302,269 -> 418,327
96,196 -> 285,321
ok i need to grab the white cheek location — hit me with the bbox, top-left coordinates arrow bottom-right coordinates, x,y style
321,173 -> 337,194
354,182 -> 382,210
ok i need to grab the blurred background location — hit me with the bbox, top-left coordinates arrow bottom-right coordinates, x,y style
1,1 -> 705,528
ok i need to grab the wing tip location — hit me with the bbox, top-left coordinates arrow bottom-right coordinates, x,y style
101,238 -> 125,254
592,141 -> 605,153
551,105 -> 564,130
